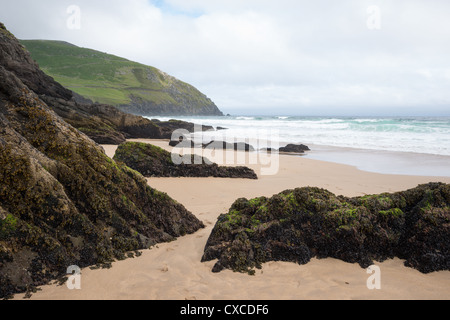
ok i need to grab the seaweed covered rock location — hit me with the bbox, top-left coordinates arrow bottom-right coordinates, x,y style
155,119 -> 215,133
202,183 -> 450,274
279,144 -> 310,154
113,142 -> 258,179
0,24 -> 204,299
169,138 -> 256,152
204,141 -> 255,152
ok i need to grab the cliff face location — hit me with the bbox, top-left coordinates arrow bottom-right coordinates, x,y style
124,95 -> 223,116
0,23 -> 204,299
21,40 -> 223,117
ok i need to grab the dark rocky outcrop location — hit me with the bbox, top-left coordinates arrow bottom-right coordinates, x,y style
259,148 -> 277,153
169,138 -> 255,152
202,183 -> 450,275
279,144 -> 310,154
155,119 -> 215,135
203,141 -> 255,152
0,23 -> 204,299
40,96 -> 162,145
113,142 -> 258,180
260,144 -> 311,154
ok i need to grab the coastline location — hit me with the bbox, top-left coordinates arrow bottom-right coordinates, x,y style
14,139 -> 450,300
304,143 -> 450,177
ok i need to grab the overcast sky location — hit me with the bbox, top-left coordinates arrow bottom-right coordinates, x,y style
1,0 -> 450,116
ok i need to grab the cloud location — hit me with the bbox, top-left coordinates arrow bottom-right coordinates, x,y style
1,0 -> 450,115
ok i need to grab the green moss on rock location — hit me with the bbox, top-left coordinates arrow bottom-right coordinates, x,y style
113,141 -> 258,179
203,183 -> 450,274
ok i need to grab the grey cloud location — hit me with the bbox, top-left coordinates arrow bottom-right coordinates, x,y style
1,0 -> 449,115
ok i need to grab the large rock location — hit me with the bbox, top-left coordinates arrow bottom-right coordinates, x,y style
113,142 -> 258,180
156,119 -> 215,136
279,144 -> 310,153
0,23 -> 204,299
202,183 -> 450,275
169,138 -> 256,152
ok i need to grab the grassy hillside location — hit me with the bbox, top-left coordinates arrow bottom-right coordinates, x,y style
20,40 -> 222,115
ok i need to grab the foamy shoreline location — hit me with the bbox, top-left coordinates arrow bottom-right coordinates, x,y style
149,116 -> 450,157
304,144 -> 450,177
15,139 -> 450,300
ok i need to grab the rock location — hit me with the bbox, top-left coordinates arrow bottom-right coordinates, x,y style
0,23 -> 204,299
234,142 -> 255,152
169,138 -> 256,153
216,127 -> 228,131
203,140 -> 235,151
279,144 -> 310,153
114,142 -> 258,180
169,136 -> 199,148
202,183 -> 450,275
260,148 -> 278,153
203,141 -> 255,152
158,119 -> 215,139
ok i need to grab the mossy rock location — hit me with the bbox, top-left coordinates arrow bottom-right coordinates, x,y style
113,141 -> 258,179
203,183 -> 450,274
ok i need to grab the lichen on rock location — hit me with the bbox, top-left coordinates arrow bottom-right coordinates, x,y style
113,141 -> 258,179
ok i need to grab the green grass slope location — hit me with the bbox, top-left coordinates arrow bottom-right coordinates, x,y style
20,40 -> 222,116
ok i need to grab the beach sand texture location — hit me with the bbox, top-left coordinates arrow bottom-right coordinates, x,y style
16,140 -> 450,300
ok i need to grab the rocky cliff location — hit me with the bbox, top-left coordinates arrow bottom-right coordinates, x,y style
0,22 -> 204,299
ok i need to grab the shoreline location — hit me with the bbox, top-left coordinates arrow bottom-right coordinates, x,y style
304,143 -> 450,177
122,138 -> 450,178
148,115 -> 450,158
15,139 -> 450,300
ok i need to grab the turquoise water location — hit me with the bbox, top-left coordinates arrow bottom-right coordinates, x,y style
151,116 -> 450,156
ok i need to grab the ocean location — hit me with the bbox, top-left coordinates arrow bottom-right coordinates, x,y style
148,116 -> 450,177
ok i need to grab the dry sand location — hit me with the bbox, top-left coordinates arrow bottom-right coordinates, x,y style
15,139 -> 450,300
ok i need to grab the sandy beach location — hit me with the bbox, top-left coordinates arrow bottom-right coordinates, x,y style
15,139 -> 450,300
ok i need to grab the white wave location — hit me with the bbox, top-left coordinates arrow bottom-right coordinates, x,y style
235,116 -> 255,120
146,116 -> 450,156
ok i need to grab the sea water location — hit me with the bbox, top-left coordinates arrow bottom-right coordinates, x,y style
148,116 -> 450,177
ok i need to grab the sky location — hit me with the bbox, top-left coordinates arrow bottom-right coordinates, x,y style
1,0 -> 450,116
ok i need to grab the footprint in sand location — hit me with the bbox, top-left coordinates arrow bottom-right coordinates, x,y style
160,265 -> 169,273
